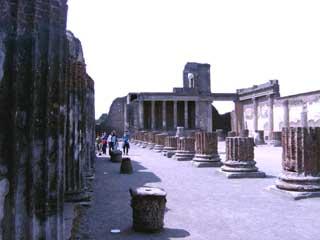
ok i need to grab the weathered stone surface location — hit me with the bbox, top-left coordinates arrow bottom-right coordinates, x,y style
0,3 -> 95,239
239,129 -> 249,137
228,131 -> 237,137
130,187 -> 167,232
154,133 -> 168,152
120,157 -> 133,174
192,132 -> 221,167
174,137 -> 195,161
0,179 -> 9,240
175,126 -> 185,137
275,127 -> 320,193
110,150 -> 122,163
163,136 -> 178,158
221,137 -> 265,178
146,132 -> 160,149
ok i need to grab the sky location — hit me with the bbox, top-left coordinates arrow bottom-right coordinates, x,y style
67,0 -> 320,118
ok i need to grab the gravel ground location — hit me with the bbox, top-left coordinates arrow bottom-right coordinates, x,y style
72,142 -> 320,240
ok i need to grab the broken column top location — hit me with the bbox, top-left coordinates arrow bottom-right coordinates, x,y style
130,187 -> 166,197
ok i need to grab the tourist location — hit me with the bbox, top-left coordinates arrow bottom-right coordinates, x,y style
101,133 -> 108,155
122,130 -> 130,155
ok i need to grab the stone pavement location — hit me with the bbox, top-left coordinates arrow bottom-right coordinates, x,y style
72,143 -> 320,240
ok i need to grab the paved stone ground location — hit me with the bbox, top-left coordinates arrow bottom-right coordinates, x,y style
72,142 -> 320,240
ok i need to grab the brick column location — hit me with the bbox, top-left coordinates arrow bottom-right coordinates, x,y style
174,137 -> 195,161
163,136 -> 178,158
154,133 -> 168,152
283,100 -> 289,128
151,101 -> 155,130
275,127 -> 320,196
192,132 -> 221,167
139,100 -> 144,130
253,97 -> 258,132
162,101 -> 167,129
221,137 -> 265,178
184,101 -> 188,129
268,95 -> 274,140
173,101 -> 178,129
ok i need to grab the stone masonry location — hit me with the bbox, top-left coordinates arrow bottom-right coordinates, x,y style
163,136 -> 178,158
154,133 -> 168,152
192,131 -> 222,168
0,2 -> 95,239
174,137 -> 195,161
221,137 -> 266,178
275,127 -> 320,193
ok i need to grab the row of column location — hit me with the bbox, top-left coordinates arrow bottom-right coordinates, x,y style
138,100 -> 198,130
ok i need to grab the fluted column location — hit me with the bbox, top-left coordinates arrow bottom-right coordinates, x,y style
283,100 -> 289,128
275,127 -> 320,194
253,97 -> 258,132
139,100 -> 144,129
163,136 -> 178,158
268,95 -> 274,140
221,137 -> 265,178
151,101 -> 155,130
173,101 -> 178,128
184,101 -> 188,129
192,132 -> 221,167
154,133 -> 168,152
174,137 -> 195,161
162,101 -> 167,129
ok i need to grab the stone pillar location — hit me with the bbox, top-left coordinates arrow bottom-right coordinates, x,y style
162,101 -> 167,129
275,127 -> 320,197
184,101 -> 188,129
207,101 -> 213,132
175,126 -> 185,138
124,102 -> 129,132
163,136 -> 178,158
301,104 -> 308,127
253,97 -> 258,132
268,95 -> 274,140
141,132 -> 149,148
234,101 -> 243,134
195,101 -> 200,129
228,131 -> 237,137
151,101 -> 155,130
174,137 -> 195,161
192,132 -> 222,167
147,131 -> 159,150
154,133 -> 168,152
270,131 -> 282,147
221,137 -> 266,178
173,101 -> 178,129
139,100 -> 144,129
283,100 -> 289,128
240,129 -> 249,137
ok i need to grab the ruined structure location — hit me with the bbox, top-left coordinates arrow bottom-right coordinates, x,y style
174,137 -> 195,161
232,80 -> 320,139
0,2 -> 95,239
273,127 -> 320,198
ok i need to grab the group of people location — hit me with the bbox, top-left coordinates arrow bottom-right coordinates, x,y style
96,130 -> 130,156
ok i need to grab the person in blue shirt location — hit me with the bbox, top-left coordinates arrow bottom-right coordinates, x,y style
122,130 -> 130,155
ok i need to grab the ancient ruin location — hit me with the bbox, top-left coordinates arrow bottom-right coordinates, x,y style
271,127 -> 320,199
192,131 -> 222,167
221,137 -> 266,178
0,2 -> 95,239
174,137 -> 196,161
163,136 -> 178,158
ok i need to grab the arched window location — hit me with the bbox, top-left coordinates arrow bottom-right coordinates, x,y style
188,73 -> 195,88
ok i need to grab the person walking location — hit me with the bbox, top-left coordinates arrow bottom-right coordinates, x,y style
122,130 -> 130,155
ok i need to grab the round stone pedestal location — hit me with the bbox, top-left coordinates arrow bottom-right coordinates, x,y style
192,132 -> 222,168
221,137 -> 265,178
120,157 -> 133,174
174,137 -> 195,161
271,127 -> 320,199
130,187 -> 167,233
110,150 -> 122,162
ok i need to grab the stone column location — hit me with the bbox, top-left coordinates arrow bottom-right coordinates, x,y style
253,97 -> 258,131
154,133 -> 168,152
207,102 -> 213,132
283,100 -> 289,128
173,101 -> 178,129
184,101 -> 188,129
151,101 -> 155,130
275,127 -> 320,198
174,137 -> 195,161
268,95 -> 274,140
234,101 -> 243,134
301,104 -> 308,127
124,102 -> 129,132
162,101 -> 167,129
147,131 -> 159,150
221,137 -> 266,178
195,101 -> 200,129
192,132 -> 222,167
163,136 -> 178,158
139,100 -> 144,130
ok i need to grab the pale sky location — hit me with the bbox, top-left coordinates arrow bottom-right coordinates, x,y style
67,0 -> 320,118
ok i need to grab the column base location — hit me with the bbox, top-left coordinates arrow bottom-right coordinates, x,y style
147,143 -> 155,150
219,169 -> 266,178
166,151 -> 176,158
192,154 -> 222,167
163,147 -> 176,158
153,145 -> 164,152
65,190 -> 91,203
174,150 -> 195,161
275,172 -> 320,192
141,142 -> 148,148
266,185 -> 320,200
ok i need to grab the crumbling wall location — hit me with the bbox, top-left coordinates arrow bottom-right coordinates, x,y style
106,97 -> 126,135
